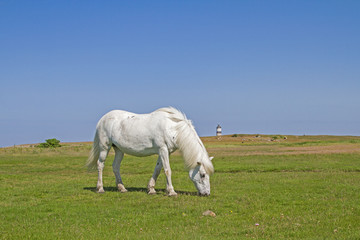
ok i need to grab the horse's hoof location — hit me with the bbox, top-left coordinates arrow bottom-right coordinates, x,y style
117,184 -> 127,193
148,189 -> 156,195
97,189 -> 105,194
168,192 -> 178,197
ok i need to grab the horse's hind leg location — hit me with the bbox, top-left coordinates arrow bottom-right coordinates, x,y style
112,146 -> 127,193
147,156 -> 163,195
97,147 -> 110,193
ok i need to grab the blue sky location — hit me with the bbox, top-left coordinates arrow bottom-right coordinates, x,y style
1,1 -> 359,147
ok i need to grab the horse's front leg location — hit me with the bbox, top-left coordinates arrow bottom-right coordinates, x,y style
113,147 -> 127,193
148,156 -> 163,195
159,147 -> 177,196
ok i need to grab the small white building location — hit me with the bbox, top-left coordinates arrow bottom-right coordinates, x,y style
216,124 -> 222,136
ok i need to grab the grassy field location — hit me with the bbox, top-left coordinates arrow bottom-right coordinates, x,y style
1,135 -> 360,239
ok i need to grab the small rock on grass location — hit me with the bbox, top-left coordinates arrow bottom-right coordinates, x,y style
202,210 -> 216,217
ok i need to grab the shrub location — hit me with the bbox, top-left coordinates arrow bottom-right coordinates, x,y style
272,136 -> 279,140
37,138 -> 61,148
271,135 -> 285,141
231,134 -> 238,137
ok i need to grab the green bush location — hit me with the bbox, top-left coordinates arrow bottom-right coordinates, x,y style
37,138 -> 61,148
271,135 -> 286,141
272,136 -> 279,140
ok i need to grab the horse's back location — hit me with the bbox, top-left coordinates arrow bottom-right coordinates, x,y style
96,110 -> 130,136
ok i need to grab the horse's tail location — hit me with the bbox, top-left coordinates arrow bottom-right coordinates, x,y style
86,130 -> 100,171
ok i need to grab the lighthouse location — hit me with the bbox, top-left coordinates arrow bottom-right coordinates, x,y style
216,124 -> 222,137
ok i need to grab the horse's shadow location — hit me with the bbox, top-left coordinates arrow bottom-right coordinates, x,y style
83,186 -> 197,196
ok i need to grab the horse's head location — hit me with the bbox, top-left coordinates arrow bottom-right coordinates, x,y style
189,157 -> 213,196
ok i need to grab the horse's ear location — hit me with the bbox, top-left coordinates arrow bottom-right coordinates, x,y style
209,157 -> 214,161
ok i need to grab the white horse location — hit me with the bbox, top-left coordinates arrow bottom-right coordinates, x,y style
86,107 -> 214,196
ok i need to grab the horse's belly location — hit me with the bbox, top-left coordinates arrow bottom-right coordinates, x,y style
112,133 -> 159,157
124,148 -> 157,157
118,144 -> 158,157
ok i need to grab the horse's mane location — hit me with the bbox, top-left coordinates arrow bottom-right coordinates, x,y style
156,107 -> 214,175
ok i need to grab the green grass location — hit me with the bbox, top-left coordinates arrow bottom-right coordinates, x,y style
1,137 -> 360,239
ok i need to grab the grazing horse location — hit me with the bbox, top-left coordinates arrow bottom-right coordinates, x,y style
86,107 -> 214,196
